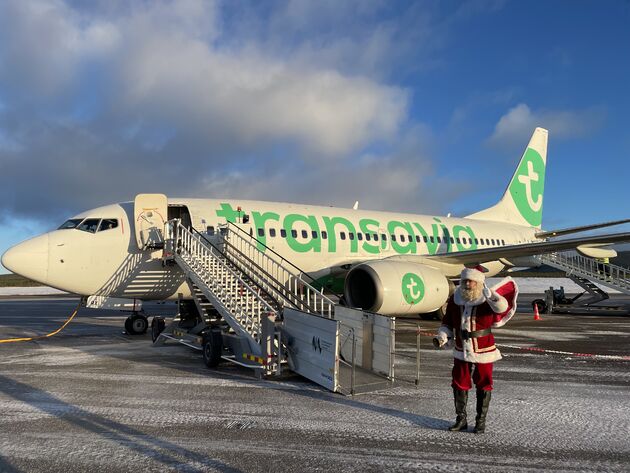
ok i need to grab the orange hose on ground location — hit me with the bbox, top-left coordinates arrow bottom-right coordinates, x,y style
0,300 -> 82,343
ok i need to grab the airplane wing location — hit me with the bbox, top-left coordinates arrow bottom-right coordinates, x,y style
415,231 -> 630,266
535,218 -> 630,239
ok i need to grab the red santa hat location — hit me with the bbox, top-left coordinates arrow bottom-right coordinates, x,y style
460,266 -> 486,283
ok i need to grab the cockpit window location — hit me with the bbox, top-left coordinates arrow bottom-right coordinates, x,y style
58,218 -> 84,230
77,218 -> 101,233
98,219 -> 118,232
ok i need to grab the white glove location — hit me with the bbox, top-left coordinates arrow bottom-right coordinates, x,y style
482,284 -> 493,300
433,331 -> 448,349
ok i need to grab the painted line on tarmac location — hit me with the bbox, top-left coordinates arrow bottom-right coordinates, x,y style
416,330 -> 630,361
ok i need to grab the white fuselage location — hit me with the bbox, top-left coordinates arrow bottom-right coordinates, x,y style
1,198 -> 539,299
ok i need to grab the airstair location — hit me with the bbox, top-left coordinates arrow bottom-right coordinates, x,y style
534,252 -> 630,313
154,219 -> 395,393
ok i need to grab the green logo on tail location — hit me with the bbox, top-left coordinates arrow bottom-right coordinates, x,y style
402,273 -> 425,305
509,148 -> 545,226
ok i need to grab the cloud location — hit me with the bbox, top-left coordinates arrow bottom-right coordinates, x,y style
0,0 -> 473,235
487,103 -> 606,148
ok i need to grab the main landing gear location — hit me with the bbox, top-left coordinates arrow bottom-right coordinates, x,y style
124,312 -> 149,335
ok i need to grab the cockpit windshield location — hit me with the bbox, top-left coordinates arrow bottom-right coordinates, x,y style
77,218 -> 101,233
58,219 -> 83,230
58,218 -> 119,232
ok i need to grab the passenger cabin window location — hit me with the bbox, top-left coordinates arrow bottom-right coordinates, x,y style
258,228 -> 265,237
58,218 -> 83,230
312,231 -> 318,239
357,233 -> 363,241
340,232 -> 346,240
349,233 -> 355,241
269,228 -> 276,237
280,229 -> 287,238
301,230 -> 308,239
321,231 -> 328,239
98,219 -> 118,232
78,218 -> 100,233
291,230 -> 298,238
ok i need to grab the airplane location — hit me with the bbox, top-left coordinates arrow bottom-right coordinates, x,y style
2,127 -> 629,335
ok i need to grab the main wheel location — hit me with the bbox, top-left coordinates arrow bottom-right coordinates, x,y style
125,313 -> 149,335
151,316 -> 166,342
202,330 -> 223,368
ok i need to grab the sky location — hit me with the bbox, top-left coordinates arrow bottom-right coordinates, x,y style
1,0 -> 629,273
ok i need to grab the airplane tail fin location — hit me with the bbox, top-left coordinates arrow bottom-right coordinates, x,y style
466,127 -> 548,229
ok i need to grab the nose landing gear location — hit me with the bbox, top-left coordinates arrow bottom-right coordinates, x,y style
125,312 -> 149,335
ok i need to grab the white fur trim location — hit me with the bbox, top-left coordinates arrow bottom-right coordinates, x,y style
461,267 -> 485,283
453,345 -> 502,363
490,276 -> 519,328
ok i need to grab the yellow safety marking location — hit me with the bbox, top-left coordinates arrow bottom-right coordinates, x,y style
242,353 -> 265,364
0,301 -> 82,344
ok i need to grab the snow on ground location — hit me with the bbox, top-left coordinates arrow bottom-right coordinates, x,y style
487,277 -> 620,293
0,286 -> 69,296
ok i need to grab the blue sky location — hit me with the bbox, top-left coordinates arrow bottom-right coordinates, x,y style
1,0 -> 629,273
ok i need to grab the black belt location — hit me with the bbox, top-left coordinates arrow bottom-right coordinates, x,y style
460,328 -> 492,340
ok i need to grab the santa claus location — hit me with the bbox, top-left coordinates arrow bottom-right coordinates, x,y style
434,267 -> 518,433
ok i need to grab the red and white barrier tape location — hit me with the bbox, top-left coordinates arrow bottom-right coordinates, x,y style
416,330 -> 630,361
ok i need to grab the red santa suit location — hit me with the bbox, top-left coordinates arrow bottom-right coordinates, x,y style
436,276 -> 518,391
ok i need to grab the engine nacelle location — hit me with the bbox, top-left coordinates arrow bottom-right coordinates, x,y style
344,261 -> 450,315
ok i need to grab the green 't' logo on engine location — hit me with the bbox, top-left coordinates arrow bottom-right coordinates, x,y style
402,272 -> 425,305
509,147 -> 545,227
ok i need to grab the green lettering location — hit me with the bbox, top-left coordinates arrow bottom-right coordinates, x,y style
283,214 -> 321,253
453,225 -> 478,251
215,202 -> 240,223
434,218 -> 452,252
387,220 -> 416,254
413,223 -> 438,255
323,216 -> 357,253
359,218 -> 380,254
251,211 -> 280,251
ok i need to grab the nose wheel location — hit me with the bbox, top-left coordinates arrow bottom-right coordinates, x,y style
125,313 -> 149,335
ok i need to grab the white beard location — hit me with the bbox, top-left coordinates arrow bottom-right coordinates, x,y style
460,285 -> 483,302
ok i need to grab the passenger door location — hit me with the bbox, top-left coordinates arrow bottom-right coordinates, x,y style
134,194 -> 168,250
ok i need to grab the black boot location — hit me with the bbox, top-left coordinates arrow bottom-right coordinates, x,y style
448,389 -> 468,431
473,389 -> 492,434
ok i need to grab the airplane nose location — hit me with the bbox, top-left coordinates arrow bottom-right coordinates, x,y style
1,234 -> 50,283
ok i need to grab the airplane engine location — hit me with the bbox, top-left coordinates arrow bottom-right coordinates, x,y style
343,261 -> 450,315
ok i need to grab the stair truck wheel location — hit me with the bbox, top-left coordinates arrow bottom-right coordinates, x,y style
125,313 -> 149,335
151,316 -> 166,342
532,299 -> 548,314
202,330 -> 223,368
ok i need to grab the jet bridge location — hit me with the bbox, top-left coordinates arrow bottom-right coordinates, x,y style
155,219 -> 395,394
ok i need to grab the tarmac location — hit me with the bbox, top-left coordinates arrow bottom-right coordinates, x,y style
0,294 -> 629,472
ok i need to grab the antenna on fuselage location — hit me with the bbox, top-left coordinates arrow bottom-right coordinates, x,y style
353,201 -> 359,210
